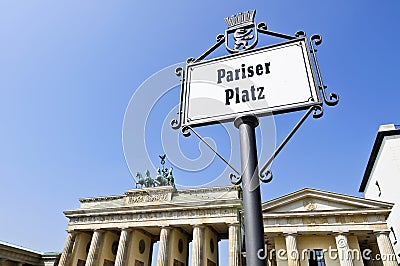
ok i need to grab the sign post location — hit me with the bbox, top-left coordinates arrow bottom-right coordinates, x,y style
171,10 -> 339,265
234,115 -> 266,265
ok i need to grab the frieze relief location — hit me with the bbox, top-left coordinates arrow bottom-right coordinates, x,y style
69,208 -> 238,225
264,215 -> 368,226
302,216 -> 328,224
335,215 -> 367,224
127,192 -> 170,204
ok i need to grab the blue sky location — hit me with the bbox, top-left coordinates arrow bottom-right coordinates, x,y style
0,0 -> 399,263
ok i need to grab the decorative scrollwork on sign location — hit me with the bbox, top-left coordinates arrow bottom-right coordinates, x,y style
171,67 -> 185,130
312,105 -> 324,119
257,22 -> 268,31
216,34 -> 225,42
182,126 -> 191,137
320,85 -> 340,107
259,169 -> 273,183
311,34 -> 322,45
230,173 -> 242,185
295,31 -> 306,38
186,57 -> 196,64
309,34 -> 339,107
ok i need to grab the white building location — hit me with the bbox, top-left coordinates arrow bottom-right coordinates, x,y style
359,124 -> 400,263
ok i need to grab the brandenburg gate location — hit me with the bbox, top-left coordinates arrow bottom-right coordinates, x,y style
58,185 -> 242,266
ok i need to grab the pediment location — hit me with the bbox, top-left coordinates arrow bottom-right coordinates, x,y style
262,188 -> 393,213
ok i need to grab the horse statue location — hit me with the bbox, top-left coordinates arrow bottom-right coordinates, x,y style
144,170 -> 156,187
166,167 -> 175,186
135,172 -> 145,188
156,168 -> 168,186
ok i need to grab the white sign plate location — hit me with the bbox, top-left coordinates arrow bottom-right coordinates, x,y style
183,38 -> 321,127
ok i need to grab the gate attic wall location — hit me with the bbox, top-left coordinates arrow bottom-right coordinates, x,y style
64,186 -> 242,232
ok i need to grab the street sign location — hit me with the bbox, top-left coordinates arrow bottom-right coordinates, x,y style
171,10 -> 338,266
182,38 -> 321,128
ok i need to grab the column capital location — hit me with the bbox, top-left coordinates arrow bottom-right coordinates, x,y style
333,231 -> 350,236
283,232 -> 297,237
191,224 -> 206,229
227,222 -> 240,226
159,225 -> 172,229
159,226 -> 172,233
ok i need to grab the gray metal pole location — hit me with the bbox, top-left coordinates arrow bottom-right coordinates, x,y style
234,115 -> 266,266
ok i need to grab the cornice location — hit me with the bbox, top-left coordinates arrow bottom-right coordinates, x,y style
262,208 -> 392,218
262,188 -> 394,211
79,195 -> 124,203
65,200 -> 242,217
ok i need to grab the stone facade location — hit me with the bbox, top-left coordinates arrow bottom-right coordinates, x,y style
60,186 -> 242,266
262,188 -> 397,266
55,186 -> 397,266
359,124 -> 400,263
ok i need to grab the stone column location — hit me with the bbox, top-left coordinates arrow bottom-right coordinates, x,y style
85,230 -> 103,266
0,259 -> 7,266
157,227 -> 171,266
58,231 -> 75,266
228,223 -> 241,266
335,233 -> 354,266
375,231 -> 397,266
192,225 -> 204,266
148,239 -> 155,266
115,228 -> 130,266
284,233 -> 300,266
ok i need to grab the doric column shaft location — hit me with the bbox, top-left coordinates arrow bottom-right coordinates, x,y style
157,227 -> 171,266
85,230 -> 102,266
284,233 -> 300,266
228,224 -> 241,266
335,233 -> 354,266
192,225 -> 204,266
375,231 -> 397,266
58,231 -> 75,266
115,228 -> 130,266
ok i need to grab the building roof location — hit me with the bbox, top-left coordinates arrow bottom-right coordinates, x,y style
0,240 -> 43,255
0,240 -> 61,265
359,124 -> 400,192
262,187 -> 394,213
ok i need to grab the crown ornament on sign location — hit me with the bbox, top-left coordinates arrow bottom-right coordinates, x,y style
225,10 -> 256,30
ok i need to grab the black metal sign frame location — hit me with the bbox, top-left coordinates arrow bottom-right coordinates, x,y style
171,18 -> 338,134
182,37 -> 322,128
